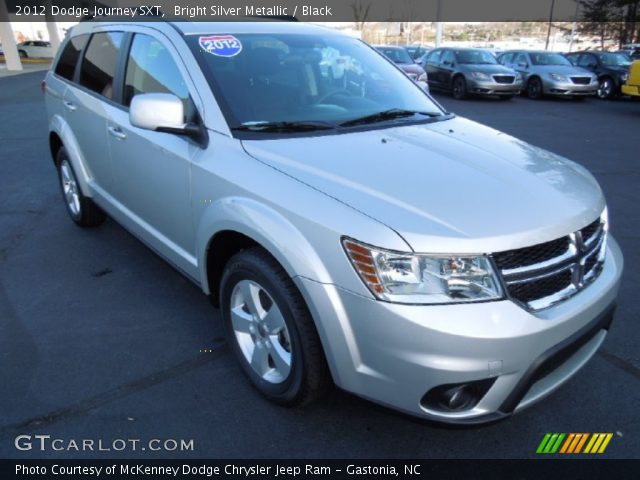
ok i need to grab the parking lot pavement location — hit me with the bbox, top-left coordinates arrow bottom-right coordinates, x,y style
1,72 -> 638,459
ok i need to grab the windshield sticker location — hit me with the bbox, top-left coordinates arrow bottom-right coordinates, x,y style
199,35 -> 243,57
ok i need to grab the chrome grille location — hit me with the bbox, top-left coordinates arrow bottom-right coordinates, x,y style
492,217 -> 606,310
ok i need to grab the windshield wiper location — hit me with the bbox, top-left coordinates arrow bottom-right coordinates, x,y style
231,120 -> 336,133
339,109 -> 441,127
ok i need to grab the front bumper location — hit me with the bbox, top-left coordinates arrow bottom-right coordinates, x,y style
543,78 -> 598,96
467,78 -> 523,95
295,236 -> 623,423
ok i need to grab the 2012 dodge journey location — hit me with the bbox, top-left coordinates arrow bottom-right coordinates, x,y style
44,21 -> 623,424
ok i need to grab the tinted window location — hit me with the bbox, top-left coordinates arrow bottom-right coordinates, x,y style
578,54 -> 596,67
427,49 -> 442,63
455,50 -> 497,65
498,52 -> 512,64
441,50 -> 455,64
186,33 -> 443,131
515,53 -> 528,65
55,34 -> 89,81
565,53 -> 579,65
123,33 -> 192,120
79,32 -> 123,99
530,52 -> 571,66
377,47 -> 413,64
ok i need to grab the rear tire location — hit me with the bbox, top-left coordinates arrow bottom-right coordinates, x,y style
56,147 -> 106,227
220,247 -> 331,406
452,76 -> 468,100
526,77 -> 543,99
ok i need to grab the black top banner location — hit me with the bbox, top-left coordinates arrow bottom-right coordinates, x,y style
3,0 -> 632,22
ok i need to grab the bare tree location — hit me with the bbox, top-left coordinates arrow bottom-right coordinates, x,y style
351,0 -> 372,31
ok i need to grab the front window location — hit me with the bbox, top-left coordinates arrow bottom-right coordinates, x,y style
454,50 -> 497,65
377,47 -> 413,64
530,52 -> 571,66
599,53 -> 632,67
186,33 -> 444,136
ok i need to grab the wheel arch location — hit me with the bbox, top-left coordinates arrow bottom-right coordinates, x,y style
47,116 -> 94,197
197,197 -> 333,304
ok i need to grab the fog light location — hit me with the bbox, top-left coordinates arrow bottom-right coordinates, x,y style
421,378 -> 496,412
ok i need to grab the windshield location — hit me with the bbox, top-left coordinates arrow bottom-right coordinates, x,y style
599,53 -> 632,66
187,33 -> 444,134
377,47 -> 413,64
530,52 -> 571,66
455,50 -> 497,65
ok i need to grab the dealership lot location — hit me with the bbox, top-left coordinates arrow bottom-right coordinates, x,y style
0,71 -> 638,458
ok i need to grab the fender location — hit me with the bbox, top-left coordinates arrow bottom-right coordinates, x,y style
196,196 -> 332,294
49,113 -> 95,197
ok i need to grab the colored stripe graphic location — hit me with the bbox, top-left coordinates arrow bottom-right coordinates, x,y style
536,433 -> 565,454
538,433 -> 614,454
584,433 -> 614,454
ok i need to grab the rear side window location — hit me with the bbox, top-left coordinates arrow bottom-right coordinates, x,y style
55,34 -> 89,81
123,34 -> 193,120
79,32 -> 123,99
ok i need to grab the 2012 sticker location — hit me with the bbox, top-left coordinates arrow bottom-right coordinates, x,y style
199,35 -> 243,57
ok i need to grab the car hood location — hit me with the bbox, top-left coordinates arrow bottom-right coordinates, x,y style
459,64 -> 515,74
531,65 -> 592,76
241,117 -> 604,254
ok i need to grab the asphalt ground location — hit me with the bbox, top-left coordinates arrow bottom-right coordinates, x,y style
1,71 -> 639,459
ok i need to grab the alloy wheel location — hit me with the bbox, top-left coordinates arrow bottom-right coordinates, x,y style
230,279 -> 292,384
597,78 -> 613,99
60,159 -> 81,217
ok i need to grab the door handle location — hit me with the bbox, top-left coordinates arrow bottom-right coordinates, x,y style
108,126 -> 127,140
63,101 -> 77,112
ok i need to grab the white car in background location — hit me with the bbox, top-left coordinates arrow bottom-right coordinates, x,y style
17,41 -> 54,58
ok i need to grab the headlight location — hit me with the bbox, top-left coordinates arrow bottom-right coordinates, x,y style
549,73 -> 568,82
343,239 -> 503,304
514,73 -> 522,81
470,71 -> 491,80
417,72 -> 428,82
621,73 -> 629,83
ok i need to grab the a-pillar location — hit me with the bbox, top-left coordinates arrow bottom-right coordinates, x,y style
0,0 -> 23,71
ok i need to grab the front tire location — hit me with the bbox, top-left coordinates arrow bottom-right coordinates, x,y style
220,247 -> 330,406
18,50 -> 28,58
452,76 -> 468,100
526,77 -> 543,99
56,147 -> 106,227
597,77 -> 614,99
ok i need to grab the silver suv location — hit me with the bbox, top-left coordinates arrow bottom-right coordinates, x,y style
45,21 -> 622,424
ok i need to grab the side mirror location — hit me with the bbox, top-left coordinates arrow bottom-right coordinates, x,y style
589,63 -> 598,69
130,93 -> 201,138
518,62 -> 528,68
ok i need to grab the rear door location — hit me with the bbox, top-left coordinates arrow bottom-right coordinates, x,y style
106,30 -> 203,273
63,31 -> 124,194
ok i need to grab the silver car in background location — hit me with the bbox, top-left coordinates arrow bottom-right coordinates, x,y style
498,50 -> 598,99
422,47 -> 522,99
44,21 -> 622,424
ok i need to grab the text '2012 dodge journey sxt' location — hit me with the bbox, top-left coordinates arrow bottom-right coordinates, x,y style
44,21 -> 623,424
